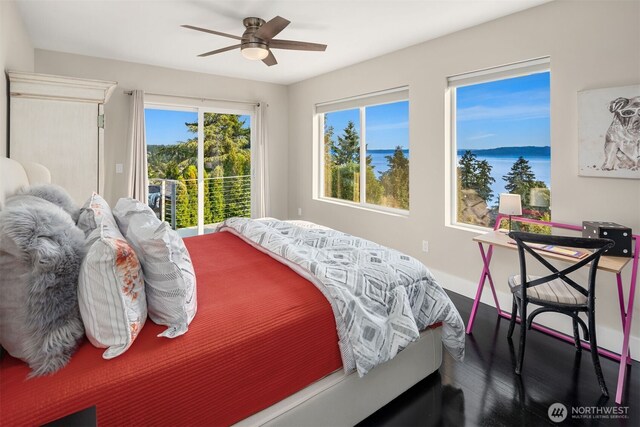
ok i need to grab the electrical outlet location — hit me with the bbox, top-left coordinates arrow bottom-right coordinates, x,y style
297,207 -> 302,216
422,240 -> 429,253
115,163 -> 123,174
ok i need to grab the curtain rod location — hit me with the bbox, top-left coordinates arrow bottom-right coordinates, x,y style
123,90 -> 260,107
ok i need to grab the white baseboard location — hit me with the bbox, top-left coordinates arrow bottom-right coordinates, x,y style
431,268 -> 640,363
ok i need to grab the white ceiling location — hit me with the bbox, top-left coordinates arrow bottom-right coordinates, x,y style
16,0 -> 549,85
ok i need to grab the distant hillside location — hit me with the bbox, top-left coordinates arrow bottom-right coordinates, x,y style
457,146 -> 550,157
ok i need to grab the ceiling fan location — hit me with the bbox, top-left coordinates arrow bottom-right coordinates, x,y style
182,16 -> 327,66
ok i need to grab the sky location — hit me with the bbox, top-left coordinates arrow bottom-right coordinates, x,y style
325,100 -> 409,151
145,109 -> 250,145
146,71 -> 548,150
145,109 -> 197,145
456,71 -> 550,150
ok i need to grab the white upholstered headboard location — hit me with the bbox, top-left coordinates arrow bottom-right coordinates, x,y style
0,157 -> 51,206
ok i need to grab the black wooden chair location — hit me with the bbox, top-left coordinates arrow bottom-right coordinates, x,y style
506,231 -> 614,397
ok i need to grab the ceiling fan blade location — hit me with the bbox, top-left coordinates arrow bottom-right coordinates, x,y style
182,25 -> 242,40
198,44 -> 241,57
254,16 -> 290,40
269,39 -> 327,51
262,50 -> 278,66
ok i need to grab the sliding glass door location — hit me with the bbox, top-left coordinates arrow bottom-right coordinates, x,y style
145,105 -> 254,236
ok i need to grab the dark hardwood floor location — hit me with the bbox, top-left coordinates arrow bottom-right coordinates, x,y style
358,290 -> 638,427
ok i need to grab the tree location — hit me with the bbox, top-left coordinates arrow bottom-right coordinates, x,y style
366,166 -> 384,205
210,165 -> 225,222
324,117 -> 335,194
503,156 -> 540,206
174,179 -> 191,229
160,161 -> 181,180
331,163 -> 360,202
380,146 -> 409,209
155,140 -> 197,173
458,150 -> 495,204
224,148 -> 250,217
331,120 -> 360,164
327,121 -> 361,202
202,168 -> 213,225
458,150 -> 477,189
474,160 -> 495,202
183,165 -> 198,226
187,113 -> 251,173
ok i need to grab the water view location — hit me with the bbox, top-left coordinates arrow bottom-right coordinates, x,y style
369,148 -> 550,207
457,151 -> 550,206
368,149 -> 409,177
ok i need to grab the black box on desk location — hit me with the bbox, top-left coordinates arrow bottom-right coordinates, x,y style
582,221 -> 632,257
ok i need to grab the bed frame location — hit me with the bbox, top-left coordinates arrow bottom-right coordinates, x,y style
239,327 -> 442,426
0,156 -> 444,426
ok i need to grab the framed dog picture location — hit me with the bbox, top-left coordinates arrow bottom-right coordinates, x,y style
578,84 -> 640,179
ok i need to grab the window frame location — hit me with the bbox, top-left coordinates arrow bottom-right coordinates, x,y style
315,87 -> 410,216
446,57 -> 551,232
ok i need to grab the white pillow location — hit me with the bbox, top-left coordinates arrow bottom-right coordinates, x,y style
113,198 -> 197,338
78,221 -> 147,359
112,195 -> 154,236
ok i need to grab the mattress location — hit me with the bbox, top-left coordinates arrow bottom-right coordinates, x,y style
0,231 -> 343,426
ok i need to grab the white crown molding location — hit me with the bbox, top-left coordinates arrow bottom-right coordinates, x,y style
7,71 -> 117,103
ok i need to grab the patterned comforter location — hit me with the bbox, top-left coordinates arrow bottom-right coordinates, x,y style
218,218 -> 465,376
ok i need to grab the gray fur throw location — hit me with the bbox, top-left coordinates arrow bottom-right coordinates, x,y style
0,195 -> 86,376
17,184 -> 80,223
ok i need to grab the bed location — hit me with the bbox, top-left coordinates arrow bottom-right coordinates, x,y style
0,157 -> 459,426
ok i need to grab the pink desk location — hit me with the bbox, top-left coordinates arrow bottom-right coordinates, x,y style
465,215 -> 638,404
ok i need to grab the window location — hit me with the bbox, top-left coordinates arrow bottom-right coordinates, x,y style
318,88 -> 409,212
448,59 -> 551,230
145,104 -> 253,236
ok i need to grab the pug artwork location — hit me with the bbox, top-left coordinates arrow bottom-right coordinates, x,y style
578,84 -> 640,179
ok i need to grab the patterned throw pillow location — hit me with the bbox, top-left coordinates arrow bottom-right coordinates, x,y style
113,198 -> 197,338
78,220 -> 147,359
77,193 -> 117,241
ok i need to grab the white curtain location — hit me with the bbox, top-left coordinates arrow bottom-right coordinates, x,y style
254,102 -> 270,218
127,90 -> 148,203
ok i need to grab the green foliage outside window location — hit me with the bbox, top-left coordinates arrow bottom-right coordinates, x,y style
380,147 -> 410,209
458,153 -> 550,231
503,156 -> 547,207
147,113 -> 251,230
458,150 -> 495,203
324,117 -> 409,210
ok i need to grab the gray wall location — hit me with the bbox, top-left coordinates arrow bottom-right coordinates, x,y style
1,0 -> 34,157
34,50 -> 289,218
287,1 -> 640,356
7,0 -> 640,357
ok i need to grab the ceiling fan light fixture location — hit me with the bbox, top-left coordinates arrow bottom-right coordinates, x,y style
241,46 -> 269,60
185,16 -> 326,67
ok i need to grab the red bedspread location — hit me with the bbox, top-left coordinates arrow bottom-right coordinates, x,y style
0,231 -> 343,426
